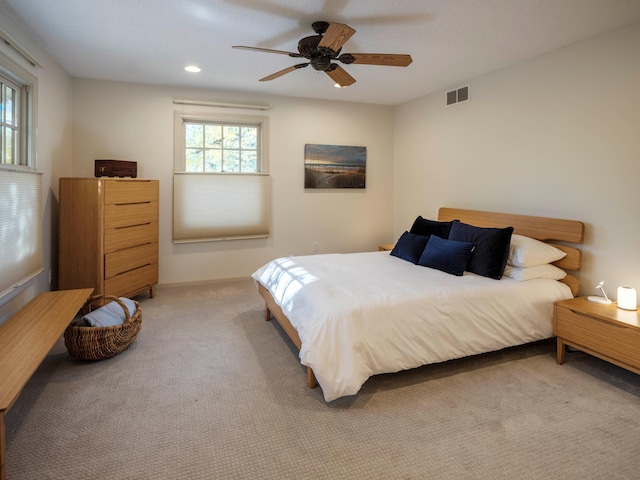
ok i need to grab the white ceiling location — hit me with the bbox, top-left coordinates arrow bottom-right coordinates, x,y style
6,0 -> 640,105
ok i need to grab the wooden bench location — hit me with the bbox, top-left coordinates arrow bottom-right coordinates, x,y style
0,288 -> 93,480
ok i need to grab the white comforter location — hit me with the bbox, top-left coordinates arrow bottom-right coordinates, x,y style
252,251 -> 572,402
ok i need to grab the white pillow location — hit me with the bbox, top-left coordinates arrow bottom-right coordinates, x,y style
503,264 -> 567,282
508,234 -> 566,267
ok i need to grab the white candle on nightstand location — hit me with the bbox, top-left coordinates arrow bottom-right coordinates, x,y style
617,286 -> 637,311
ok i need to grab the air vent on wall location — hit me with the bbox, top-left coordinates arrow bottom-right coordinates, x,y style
446,85 -> 469,106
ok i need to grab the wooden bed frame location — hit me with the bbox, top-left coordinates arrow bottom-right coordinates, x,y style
257,207 -> 585,390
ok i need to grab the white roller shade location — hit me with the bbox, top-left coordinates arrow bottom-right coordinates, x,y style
173,172 -> 270,243
0,168 -> 43,299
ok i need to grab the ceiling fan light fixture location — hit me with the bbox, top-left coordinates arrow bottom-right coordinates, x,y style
233,21 -> 412,87
185,65 -> 201,73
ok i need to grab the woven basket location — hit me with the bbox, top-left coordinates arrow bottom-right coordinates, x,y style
64,294 -> 142,361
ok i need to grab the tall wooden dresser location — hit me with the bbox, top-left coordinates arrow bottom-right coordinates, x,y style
58,178 -> 159,299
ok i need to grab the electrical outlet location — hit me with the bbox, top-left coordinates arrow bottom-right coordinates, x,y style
312,242 -> 318,253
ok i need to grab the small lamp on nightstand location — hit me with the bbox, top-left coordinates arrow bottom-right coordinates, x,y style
587,280 -> 613,304
617,286 -> 637,311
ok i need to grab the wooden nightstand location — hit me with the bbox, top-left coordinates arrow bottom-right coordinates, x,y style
554,297 -> 640,374
378,244 -> 395,251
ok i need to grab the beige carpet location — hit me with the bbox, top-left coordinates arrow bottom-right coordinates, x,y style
6,279 -> 640,479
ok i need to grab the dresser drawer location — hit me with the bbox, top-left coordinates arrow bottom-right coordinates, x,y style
105,263 -> 158,298
555,306 -> 640,369
104,201 -> 158,229
105,243 -> 158,279
104,180 -> 158,204
104,222 -> 158,253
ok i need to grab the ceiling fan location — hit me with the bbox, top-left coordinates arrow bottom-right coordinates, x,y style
232,21 -> 412,87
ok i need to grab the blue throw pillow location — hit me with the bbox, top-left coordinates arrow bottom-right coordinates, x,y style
448,220 -> 514,279
390,231 -> 430,264
409,216 -> 453,239
418,235 -> 475,276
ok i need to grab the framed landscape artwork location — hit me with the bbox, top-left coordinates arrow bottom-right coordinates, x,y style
304,144 -> 366,189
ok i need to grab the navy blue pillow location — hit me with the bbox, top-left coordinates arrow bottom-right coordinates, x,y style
390,231 -> 429,264
409,216 -> 453,239
448,220 -> 514,279
418,235 -> 475,276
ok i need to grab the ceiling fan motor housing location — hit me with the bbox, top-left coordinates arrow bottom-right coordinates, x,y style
298,35 -> 341,71
297,35 -> 322,58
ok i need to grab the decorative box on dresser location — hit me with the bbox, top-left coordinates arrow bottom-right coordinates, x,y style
59,178 -> 159,300
554,297 -> 640,375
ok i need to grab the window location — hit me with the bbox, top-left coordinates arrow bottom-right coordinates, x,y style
0,169 -> 43,299
0,73 -> 31,166
184,122 -> 259,173
173,112 -> 270,243
1,74 -> 20,165
0,42 -> 40,303
0,52 -> 34,167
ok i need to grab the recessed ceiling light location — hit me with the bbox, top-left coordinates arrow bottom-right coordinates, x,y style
185,65 -> 201,73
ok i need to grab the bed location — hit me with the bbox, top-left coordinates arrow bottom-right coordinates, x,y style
252,208 -> 584,402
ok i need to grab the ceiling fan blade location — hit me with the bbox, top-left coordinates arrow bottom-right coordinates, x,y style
340,53 -> 413,67
318,22 -> 356,54
326,65 -> 356,87
233,45 -> 303,58
259,63 -> 309,82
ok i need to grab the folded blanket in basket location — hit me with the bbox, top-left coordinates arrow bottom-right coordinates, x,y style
82,297 -> 137,327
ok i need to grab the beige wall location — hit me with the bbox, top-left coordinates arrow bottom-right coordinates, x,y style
71,80 -> 395,284
394,22 -> 640,297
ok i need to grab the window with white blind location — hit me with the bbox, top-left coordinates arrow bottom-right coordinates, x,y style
0,169 -> 43,298
0,43 -> 40,302
173,112 -> 270,243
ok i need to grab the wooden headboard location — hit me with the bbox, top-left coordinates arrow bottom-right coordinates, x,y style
438,207 -> 585,296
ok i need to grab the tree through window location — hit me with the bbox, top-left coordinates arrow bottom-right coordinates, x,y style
184,122 -> 259,173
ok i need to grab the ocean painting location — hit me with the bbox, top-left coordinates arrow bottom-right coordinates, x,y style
304,144 -> 366,189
